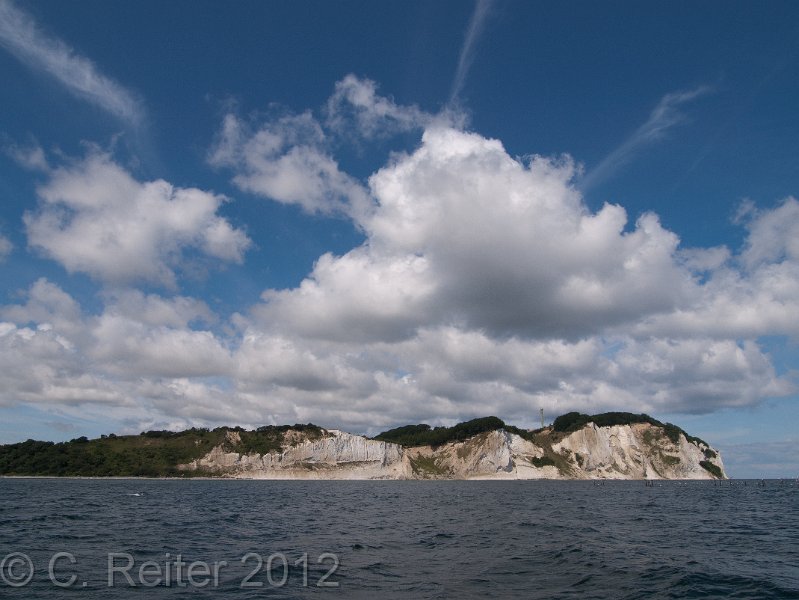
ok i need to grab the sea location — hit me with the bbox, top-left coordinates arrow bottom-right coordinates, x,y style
0,478 -> 797,599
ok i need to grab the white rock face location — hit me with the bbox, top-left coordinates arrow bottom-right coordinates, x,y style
404,430 -> 517,479
180,422 -> 726,480
183,430 -> 410,480
551,423 -> 726,480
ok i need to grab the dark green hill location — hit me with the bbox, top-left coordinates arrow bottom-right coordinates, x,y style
0,424 -> 322,477
373,416 -> 513,447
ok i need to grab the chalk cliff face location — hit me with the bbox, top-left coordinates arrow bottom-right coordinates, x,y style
182,429 -> 409,479
550,422 -> 725,480
180,422 -> 726,480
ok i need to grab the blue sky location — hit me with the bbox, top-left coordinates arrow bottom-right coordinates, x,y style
1,0 -> 798,478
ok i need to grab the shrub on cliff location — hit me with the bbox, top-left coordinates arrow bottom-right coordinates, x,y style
700,460 -> 723,479
375,416 -> 506,447
553,411 -> 660,433
550,411 -> 709,448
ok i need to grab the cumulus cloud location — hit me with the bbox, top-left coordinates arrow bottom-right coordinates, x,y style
255,127 -> 695,342
631,199 -> 799,341
326,74 -> 432,139
609,337 -> 792,412
0,242 -> 795,435
0,319 -> 124,408
3,79 -> 798,436
209,110 -> 371,218
235,332 -> 363,393
209,75 -> 447,221
90,314 -> 233,379
0,282 -> 235,417
99,289 -> 215,328
24,152 -> 251,287
235,120 -> 796,426
0,0 -> 144,127
0,281 -> 321,431
739,197 -> 799,269
87,289 -> 231,379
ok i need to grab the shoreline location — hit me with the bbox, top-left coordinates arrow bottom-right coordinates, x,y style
2,475 -> 792,482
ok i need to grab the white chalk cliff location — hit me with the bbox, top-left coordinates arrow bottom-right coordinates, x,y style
182,430 -> 407,479
180,421 -> 726,480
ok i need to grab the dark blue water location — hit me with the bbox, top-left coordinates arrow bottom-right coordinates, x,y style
1,479 -> 797,599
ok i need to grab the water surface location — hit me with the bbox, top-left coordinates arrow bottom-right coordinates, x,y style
1,478 -> 797,598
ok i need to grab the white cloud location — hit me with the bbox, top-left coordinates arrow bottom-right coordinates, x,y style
630,200 -> 799,341
24,152 -> 251,287
326,74 -> 432,139
630,260 -> 799,340
0,0 -> 144,127
610,337 -> 793,413
88,290 -> 231,379
3,139 -> 50,172
740,197 -> 799,269
581,86 -> 711,190
450,0 -> 494,104
255,249 -> 435,343
254,126 -> 694,341
100,289 -> 215,328
1,234 -> 796,435
90,314 -> 233,379
0,282 -> 237,417
209,75 -> 447,221
0,278 -> 83,336
209,111 -> 371,218
234,123 -> 796,426
235,331 -> 367,393
0,320 -> 124,408
3,78 -> 799,435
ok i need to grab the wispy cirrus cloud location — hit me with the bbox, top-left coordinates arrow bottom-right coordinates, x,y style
449,0 -> 494,105
581,86 -> 711,191
0,0 -> 144,127
0,234 -> 11,261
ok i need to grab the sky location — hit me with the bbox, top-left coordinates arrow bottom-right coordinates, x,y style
0,0 -> 798,478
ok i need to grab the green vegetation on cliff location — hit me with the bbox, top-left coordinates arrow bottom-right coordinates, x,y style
373,416 -> 506,447
373,411 -> 710,450
551,411 -> 709,447
700,460 -> 724,479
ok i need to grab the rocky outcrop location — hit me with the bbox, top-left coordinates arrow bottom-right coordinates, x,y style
180,421 -> 726,480
182,429 -> 410,479
551,422 -> 726,480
